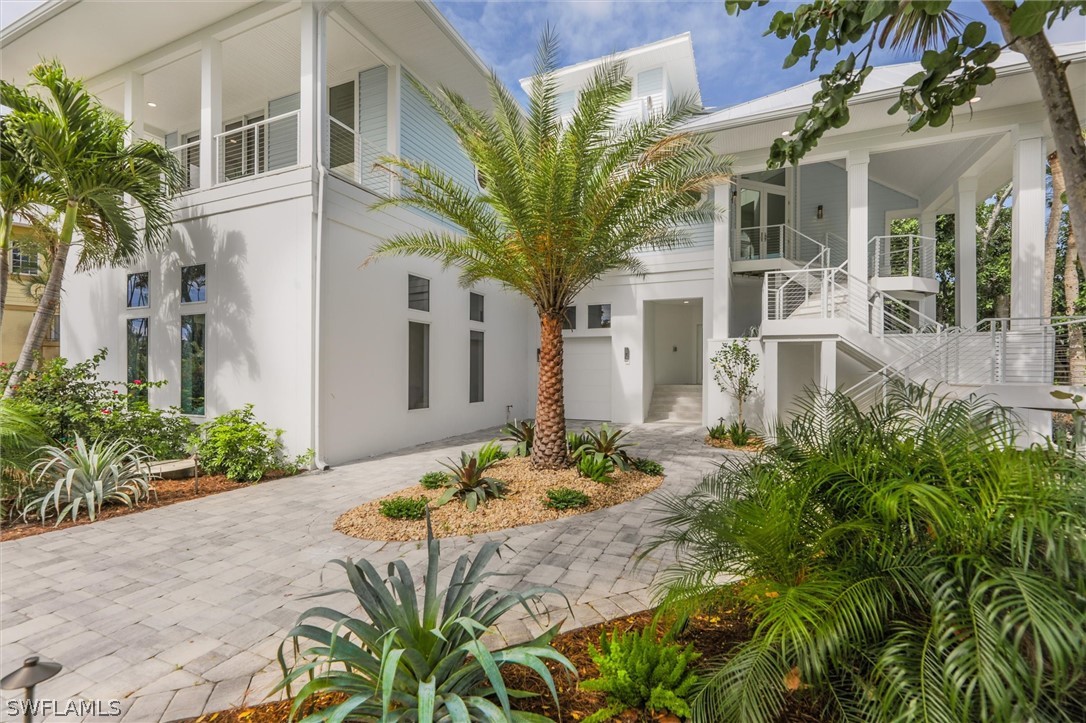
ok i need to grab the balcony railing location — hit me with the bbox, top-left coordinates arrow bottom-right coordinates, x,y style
167,139 -> 201,191
734,224 -> 829,268
869,234 -> 936,278
215,110 -> 300,184
326,116 -> 391,196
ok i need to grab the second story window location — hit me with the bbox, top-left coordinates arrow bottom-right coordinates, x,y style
408,275 -> 430,312
588,304 -> 611,329
563,306 -> 576,331
469,292 -> 484,322
10,246 -> 38,275
182,264 -> 206,304
127,272 -> 149,308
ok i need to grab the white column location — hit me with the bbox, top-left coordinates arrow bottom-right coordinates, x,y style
299,1 -> 326,170
1011,124 -> 1046,322
763,340 -> 779,434
819,339 -> 837,391
846,150 -> 870,280
123,71 -> 144,143
955,177 -> 978,327
919,210 -> 938,321
199,38 -> 222,188
712,181 -> 733,339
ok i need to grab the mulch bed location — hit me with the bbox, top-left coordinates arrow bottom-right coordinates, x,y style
0,470 -> 291,542
705,436 -> 765,452
182,604 -> 825,722
334,457 -> 664,541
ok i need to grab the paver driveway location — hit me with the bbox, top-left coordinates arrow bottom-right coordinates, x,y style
1,422 -> 738,722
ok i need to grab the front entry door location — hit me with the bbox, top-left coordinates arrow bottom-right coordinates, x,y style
737,184 -> 788,260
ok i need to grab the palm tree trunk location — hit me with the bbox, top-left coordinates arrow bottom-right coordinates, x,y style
0,214 -> 11,333
1043,153 -> 1065,319
983,0 -> 1086,277
4,202 -> 75,397
532,311 -> 569,469
1065,221 -> 1085,386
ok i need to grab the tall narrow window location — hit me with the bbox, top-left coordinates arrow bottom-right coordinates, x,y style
181,264 -> 206,304
563,307 -> 576,330
588,304 -> 611,329
181,314 -> 206,415
469,292 -> 484,322
127,318 -> 149,401
408,275 -> 430,311
328,81 -> 356,172
408,322 -> 429,410
469,330 -> 484,403
127,272 -> 149,308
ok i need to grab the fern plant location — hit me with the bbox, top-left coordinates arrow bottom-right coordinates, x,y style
580,625 -> 700,723
577,453 -> 615,484
436,451 -> 506,511
501,419 -> 535,457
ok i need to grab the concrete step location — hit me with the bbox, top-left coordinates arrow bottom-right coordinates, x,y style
646,385 -> 703,423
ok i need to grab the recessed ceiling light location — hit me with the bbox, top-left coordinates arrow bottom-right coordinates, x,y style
683,300 -> 690,304
781,131 -> 790,137
146,102 -> 157,108
969,96 -> 981,103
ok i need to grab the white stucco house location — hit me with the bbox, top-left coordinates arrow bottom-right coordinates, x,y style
2,1 -> 1083,465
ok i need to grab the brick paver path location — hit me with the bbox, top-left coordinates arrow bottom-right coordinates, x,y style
1,422 -> 739,722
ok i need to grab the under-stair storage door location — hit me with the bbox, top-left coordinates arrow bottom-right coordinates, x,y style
267,93 -> 300,171
563,338 -> 612,421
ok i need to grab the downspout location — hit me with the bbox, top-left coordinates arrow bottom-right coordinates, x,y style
310,3 -> 332,471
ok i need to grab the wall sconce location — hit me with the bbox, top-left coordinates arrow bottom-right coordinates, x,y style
624,347 -> 630,363
816,204 -> 824,220
536,348 -> 540,363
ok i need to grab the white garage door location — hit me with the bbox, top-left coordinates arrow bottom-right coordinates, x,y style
563,338 -> 612,421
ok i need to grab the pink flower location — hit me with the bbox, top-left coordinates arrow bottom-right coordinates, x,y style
113,390 -> 120,395
101,408 -> 112,415
133,379 -> 142,385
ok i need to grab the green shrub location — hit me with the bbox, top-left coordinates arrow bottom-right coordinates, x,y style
109,403 -> 196,459
651,383 -> 1086,722
573,424 -> 635,470
543,487 -> 590,510
419,471 -> 449,490
630,457 -> 664,476
436,451 -> 506,511
0,400 -> 50,517
500,418 -> 534,456
706,417 -> 728,441
726,420 -> 756,446
475,440 -> 508,466
379,496 -> 428,520
23,436 -> 152,525
277,534 -> 576,721
580,625 -> 700,723
577,453 -> 615,484
191,404 -> 284,482
566,431 -> 591,460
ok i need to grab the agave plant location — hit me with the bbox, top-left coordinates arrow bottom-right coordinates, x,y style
436,451 -> 506,511
277,527 -> 576,721
501,419 -> 535,457
23,436 -> 152,524
649,383 -> 1086,722
573,424 -> 634,470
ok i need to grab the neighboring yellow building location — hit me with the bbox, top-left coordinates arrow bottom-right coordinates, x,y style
2,223 -> 59,364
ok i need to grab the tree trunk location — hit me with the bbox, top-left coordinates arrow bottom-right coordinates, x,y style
983,1 -> 1086,278
1043,153 -> 1065,319
0,214 -> 11,334
978,184 -> 1012,266
4,202 -> 75,397
1065,221 -> 1085,386
531,312 -> 570,470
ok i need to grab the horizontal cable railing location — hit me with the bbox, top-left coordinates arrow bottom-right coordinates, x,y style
824,232 -> 848,267
215,110 -> 300,184
735,224 -> 829,268
166,139 -> 201,191
869,234 -> 936,278
327,116 -> 391,196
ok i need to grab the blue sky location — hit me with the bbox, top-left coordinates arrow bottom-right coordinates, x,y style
2,1 -> 1083,110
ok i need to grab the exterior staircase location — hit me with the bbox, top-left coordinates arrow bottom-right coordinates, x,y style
646,385 -> 703,423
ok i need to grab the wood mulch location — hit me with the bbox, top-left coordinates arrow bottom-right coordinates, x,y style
705,435 -> 765,452
0,470 -> 291,542
333,457 -> 664,541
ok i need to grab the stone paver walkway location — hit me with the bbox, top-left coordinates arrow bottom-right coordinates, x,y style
1,422 -> 739,722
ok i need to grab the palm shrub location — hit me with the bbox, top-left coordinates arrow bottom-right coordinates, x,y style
277,531 -> 576,721
566,431 -> 591,461
0,399 -> 49,517
23,436 -> 152,524
436,451 -> 506,511
725,420 -> 756,447
580,625 -> 700,723
502,419 -> 535,457
649,383 -> 1086,722
369,32 -> 732,469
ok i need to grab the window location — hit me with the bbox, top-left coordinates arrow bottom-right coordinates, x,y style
408,275 -> 430,312
10,246 -> 38,275
127,272 -> 149,308
46,315 -> 60,343
328,82 -> 355,171
127,318 -> 149,401
222,114 -> 265,180
408,321 -> 429,410
469,330 -> 484,403
563,306 -> 576,330
588,304 -> 611,329
469,292 -> 484,322
181,264 -> 206,304
181,314 -> 205,415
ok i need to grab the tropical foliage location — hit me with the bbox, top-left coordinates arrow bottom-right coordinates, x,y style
379,496 -> 429,521
650,384 -> 1086,722
190,404 -> 287,482
419,471 -> 450,490
580,625 -> 700,723
542,487 -> 590,510
710,338 -> 759,426
630,457 -> 664,476
570,424 -> 635,470
577,454 -> 615,485
277,533 -> 576,721
502,419 -> 535,457
369,32 -> 732,469
23,436 -> 153,524
436,450 -> 507,511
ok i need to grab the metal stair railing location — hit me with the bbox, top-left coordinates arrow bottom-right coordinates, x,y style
735,224 -> 829,268
869,234 -> 937,278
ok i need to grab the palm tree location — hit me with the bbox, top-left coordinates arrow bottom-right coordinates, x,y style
1,61 -> 184,396
0,116 -> 46,333
370,33 -> 733,469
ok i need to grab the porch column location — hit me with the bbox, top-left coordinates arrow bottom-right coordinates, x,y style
919,210 -> 938,321
955,177 -> 978,327
199,38 -> 222,188
299,1 -> 326,170
123,71 -> 144,143
712,181 -> 733,339
763,340 -> 779,433
846,150 -> 870,280
1011,124 -> 1046,323
819,339 -> 837,391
